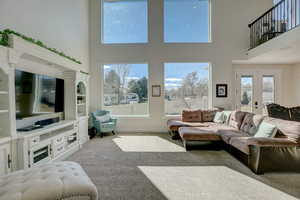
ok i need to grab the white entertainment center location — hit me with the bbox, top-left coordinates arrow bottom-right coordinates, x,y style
0,35 -> 89,174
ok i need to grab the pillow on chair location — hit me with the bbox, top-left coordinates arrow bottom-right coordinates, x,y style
96,114 -> 111,123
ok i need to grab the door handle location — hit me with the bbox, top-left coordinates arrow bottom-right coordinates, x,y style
7,154 -> 11,169
254,101 -> 258,109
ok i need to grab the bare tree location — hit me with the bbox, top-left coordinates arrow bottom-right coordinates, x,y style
112,64 -> 131,103
182,71 -> 199,97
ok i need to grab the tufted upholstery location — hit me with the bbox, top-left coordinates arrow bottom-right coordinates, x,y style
201,109 -> 218,122
0,162 -> 98,200
182,109 -> 202,122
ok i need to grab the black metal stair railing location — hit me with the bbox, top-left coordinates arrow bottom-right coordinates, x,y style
248,0 -> 300,49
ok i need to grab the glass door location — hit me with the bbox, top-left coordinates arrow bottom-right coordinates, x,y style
236,70 -> 280,115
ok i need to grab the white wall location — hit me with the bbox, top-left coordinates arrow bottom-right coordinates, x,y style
233,64 -> 294,107
89,0 -> 273,132
0,0 -> 90,72
291,63 -> 300,106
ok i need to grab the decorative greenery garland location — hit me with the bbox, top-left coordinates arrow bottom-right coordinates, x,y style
0,29 -> 81,64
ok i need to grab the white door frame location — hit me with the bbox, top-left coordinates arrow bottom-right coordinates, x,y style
235,69 -> 282,114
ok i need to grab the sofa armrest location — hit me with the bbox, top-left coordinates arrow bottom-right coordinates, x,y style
247,137 -> 298,147
111,118 -> 117,124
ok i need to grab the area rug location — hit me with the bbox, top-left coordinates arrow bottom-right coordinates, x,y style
138,166 -> 298,200
113,136 -> 186,152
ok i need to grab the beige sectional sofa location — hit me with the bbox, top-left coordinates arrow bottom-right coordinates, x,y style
167,110 -> 300,174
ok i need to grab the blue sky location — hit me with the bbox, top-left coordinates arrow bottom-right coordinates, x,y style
102,0 -> 209,43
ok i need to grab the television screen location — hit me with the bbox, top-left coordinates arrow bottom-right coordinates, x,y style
15,70 -> 64,119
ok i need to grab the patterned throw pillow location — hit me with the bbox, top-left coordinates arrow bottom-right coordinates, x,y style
202,109 -> 218,122
182,109 -> 202,122
228,111 -> 247,130
240,113 -> 264,136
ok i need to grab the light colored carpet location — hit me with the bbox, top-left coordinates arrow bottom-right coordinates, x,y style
139,166 -> 298,200
113,135 -> 186,152
67,133 -> 300,200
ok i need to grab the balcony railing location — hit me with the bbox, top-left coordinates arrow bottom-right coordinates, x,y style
248,0 -> 300,49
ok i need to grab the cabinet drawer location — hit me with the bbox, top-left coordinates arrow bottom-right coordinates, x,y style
29,136 -> 40,147
54,136 -> 65,146
53,144 -> 65,157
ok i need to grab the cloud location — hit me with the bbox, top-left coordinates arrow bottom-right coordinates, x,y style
165,83 -> 181,88
165,78 -> 182,82
104,65 -> 111,70
126,77 -> 139,81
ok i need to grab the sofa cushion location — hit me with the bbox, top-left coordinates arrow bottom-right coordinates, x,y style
267,103 -> 291,120
182,109 -> 202,122
230,137 -> 251,155
228,111 -> 247,130
254,122 -> 277,138
179,127 -> 221,141
218,129 -> 249,144
179,124 -> 236,141
202,109 -> 218,122
167,119 -> 208,132
240,113 -> 264,136
263,117 -> 300,143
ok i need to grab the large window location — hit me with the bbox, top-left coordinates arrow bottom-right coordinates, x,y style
164,63 -> 210,115
102,0 -> 148,44
103,64 -> 148,116
164,0 -> 210,43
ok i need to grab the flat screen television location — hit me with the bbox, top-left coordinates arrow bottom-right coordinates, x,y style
15,69 -> 64,119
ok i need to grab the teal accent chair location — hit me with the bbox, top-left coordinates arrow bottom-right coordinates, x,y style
91,110 -> 117,137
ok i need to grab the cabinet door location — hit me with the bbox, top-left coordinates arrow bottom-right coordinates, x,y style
0,144 -> 11,175
79,118 -> 89,144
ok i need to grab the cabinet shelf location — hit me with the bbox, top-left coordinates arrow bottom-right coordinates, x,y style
0,91 -> 8,95
0,110 -> 8,114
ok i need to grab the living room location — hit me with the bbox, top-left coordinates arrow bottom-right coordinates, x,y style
0,0 -> 300,199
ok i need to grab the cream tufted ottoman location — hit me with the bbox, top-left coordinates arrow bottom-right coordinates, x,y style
0,161 -> 98,200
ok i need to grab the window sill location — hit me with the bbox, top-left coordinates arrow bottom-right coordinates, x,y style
111,115 -> 151,119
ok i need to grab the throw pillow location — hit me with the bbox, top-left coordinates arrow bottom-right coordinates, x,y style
228,111 -> 247,130
240,113 -> 264,136
223,111 -> 232,125
213,111 -> 224,123
202,109 -> 218,122
254,122 -> 277,138
96,114 -> 111,123
290,106 -> 300,122
182,109 -> 202,122
267,103 -> 291,120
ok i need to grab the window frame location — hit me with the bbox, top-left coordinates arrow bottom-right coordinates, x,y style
100,0 -> 150,45
101,63 -> 150,117
163,0 -> 212,44
163,62 -> 212,117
